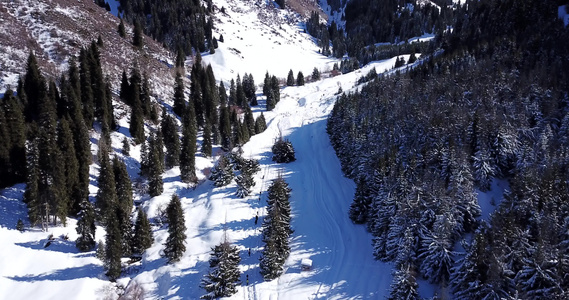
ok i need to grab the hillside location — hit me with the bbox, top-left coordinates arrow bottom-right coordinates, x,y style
0,0 -> 175,98
0,0 -> 414,299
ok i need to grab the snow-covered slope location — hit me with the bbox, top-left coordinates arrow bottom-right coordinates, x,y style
0,0 -> 421,298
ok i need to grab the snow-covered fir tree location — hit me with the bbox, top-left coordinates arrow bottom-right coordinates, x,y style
209,154 -> 234,187
163,195 -> 186,262
200,235 -> 241,299
75,198 -> 96,252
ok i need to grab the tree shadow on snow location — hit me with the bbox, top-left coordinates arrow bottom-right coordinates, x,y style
8,264 -> 102,282
0,184 -> 28,229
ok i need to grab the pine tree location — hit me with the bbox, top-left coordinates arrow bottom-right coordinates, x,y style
272,137 -> 296,163
286,69 -> 295,86
57,118 -> 80,215
79,49 -> 95,127
118,18 -> 126,38
0,101 -> 11,187
24,139 -> 41,226
148,133 -> 164,197
122,137 -> 130,155
104,210 -> 123,281
96,148 -> 118,224
311,67 -> 321,81
2,89 -> 26,184
76,198 -> 96,252
202,119 -> 213,157
16,219 -> 24,232
129,71 -> 145,144
219,105 -> 232,151
388,263 -> 419,300
349,177 -> 370,224
163,194 -> 187,262
113,157 -> 134,255
132,209 -> 153,255
162,112 -> 181,168
209,154 -> 234,187
140,73 -> 152,119
296,71 -> 305,86
219,82 -> 227,106
180,123 -> 197,183
200,237 -> 241,299
271,76 -> 280,103
23,51 -> 47,122
173,72 -> 186,117
255,113 -> 267,134
133,20 -> 143,48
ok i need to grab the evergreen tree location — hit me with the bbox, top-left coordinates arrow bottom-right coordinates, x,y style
180,115 -> 197,183
79,49 -> 95,127
140,73 -> 152,119
76,198 -> 97,252
286,70 -> 295,86
270,76 -> 280,103
254,113 -> 267,134
0,104 -> 10,187
202,119 -> 213,157
163,194 -> 187,262
23,51 -> 46,122
148,133 -> 164,197
219,105 -> 232,151
113,157 -> 134,255
2,89 -> 26,184
133,20 -> 143,48
209,154 -> 234,187
122,137 -> 130,155
296,71 -> 305,86
104,210 -> 123,281
349,177 -> 370,224
118,18 -> 126,38
311,67 -> 321,81
219,82 -> 227,107
57,118 -> 80,214
132,209 -> 153,255
272,137 -> 296,163
96,148 -> 118,224
200,237 -> 241,299
173,72 -> 186,117
162,111 -> 181,168
16,219 -> 24,232
388,263 -> 419,300
275,0 -> 285,9
129,69 -> 145,144
24,139 -> 41,226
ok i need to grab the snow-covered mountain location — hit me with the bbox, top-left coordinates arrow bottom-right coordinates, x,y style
0,0 -> 428,299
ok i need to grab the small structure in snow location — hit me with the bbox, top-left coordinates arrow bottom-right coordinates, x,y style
301,258 -> 312,271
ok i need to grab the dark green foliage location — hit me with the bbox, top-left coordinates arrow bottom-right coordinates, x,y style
263,74 -> 280,111
244,107 -> 255,137
286,70 -> 295,86
79,49 -> 95,127
132,209 -> 153,255
122,137 -> 130,155
275,0 -> 285,9
202,119 -> 212,157
200,239 -> 241,299
254,113 -> 267,134
162,111 -> 181,168
0,89 -> 26,186
104,211 -> 123,281
209,154 -> 234,187
96,148 -> 118,224
272,137 -> 296,163
133,20 -> 143,48
242,73 -> 256,106
140,73 -> 153,119
260,176 -> 292,280
388,263 -> 419,300
176,48 -> 185,68
57,118 -> 80,214
24,139 -> 41,226
180,104 -> 198,183
311,67 -> 321,81
219,105 -> 232,151
118,18 -> 126,37
348,177 -> 370,224
76,198 -> 96,252
23,52 -> 47,122
163,194 -> 186,262
296,71 -> 304,86
129,73 -> 145,144
173,72 -> 186,117
118,0 -> 210,54
148,133 -> 164,197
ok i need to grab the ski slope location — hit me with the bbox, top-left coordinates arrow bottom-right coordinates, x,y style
0,0 -> 419,298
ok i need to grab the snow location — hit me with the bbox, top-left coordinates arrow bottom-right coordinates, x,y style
559,5 -> 569,27
0,0 -> 432,298
477,178 -> 509,221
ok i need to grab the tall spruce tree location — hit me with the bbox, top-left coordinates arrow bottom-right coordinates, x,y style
200,236 -> 241,299
180,101 -> 197,183
75,198 -> 96,252
104,210 -> 123,281
2,89 -> 26,184
286,70 -> 295,86
96,148 -> 118,224
173,72 -> 186,117
254,113 -> 267,134
113,157 -> 134,255
162,111 -> 181,168
148,133 -> 164,197
57,118 -> 80,215
132,209 -> 153,255
296,71 -> 305,86
163,194 -> 187,262
202,119 -> 212,157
